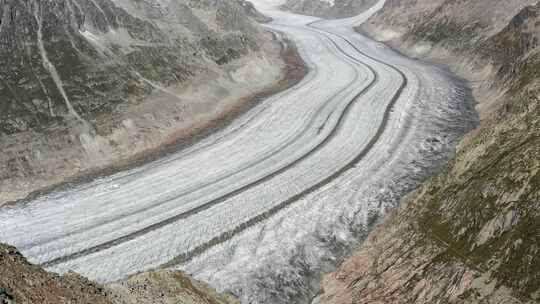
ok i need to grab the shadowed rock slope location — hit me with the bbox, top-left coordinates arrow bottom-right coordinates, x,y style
320,1 -> 540,303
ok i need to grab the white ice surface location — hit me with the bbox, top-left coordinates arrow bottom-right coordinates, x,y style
0,1 -> 477,303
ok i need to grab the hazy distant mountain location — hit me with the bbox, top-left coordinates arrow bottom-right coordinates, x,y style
281,0 -> 377,18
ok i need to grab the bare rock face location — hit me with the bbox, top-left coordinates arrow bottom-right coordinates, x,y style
320,1 -> 540,303
281,0 -> 378,18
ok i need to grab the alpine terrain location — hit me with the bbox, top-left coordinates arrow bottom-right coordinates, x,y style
1,1 -> 538,304
0,0 -> 284,204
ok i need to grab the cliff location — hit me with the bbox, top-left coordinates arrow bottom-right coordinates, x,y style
320,1 -> 540,303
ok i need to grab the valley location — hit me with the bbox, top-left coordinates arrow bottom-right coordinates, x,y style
0,1 -> 479,303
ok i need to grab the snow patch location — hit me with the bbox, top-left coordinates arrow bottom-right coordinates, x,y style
413,42 -> 433,56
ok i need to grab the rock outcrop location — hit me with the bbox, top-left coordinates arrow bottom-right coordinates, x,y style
0,0 -> 284,204
320,1 -> 540,303
0,243 -> 111,303
0,243 -> 239,304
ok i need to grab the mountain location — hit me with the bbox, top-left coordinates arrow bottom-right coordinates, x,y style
0,0 -> 263,133
0,0 -> 284,204
319,1 -> 540,303
281,0 -> 377,18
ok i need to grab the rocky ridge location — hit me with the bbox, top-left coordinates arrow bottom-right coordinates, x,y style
319,0 -> 540,303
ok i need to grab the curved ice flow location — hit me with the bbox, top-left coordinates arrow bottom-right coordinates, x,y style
0,1 -> 477,303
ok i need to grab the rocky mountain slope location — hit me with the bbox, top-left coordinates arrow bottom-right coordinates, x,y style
0,243 -> 111,304
0,243 -> 238,304
0,0 -> 284,204
320,1 -> 540,303
281,0 -> 377,18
